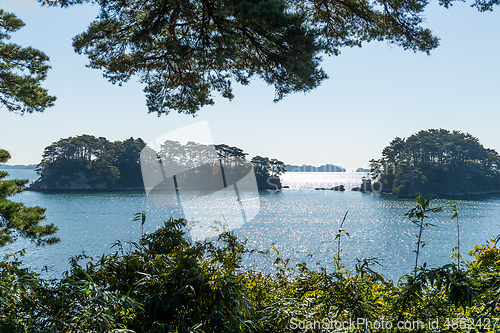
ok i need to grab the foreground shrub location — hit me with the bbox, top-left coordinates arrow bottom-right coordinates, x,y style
0,213 -> 499,332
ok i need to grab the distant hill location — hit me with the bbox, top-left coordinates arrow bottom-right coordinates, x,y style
0,164 -> 37,169
356,168 -> 370,173
285,164 -> 346,172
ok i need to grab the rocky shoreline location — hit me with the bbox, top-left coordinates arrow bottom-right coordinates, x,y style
314,178 -> 500,199
26,187 -> 145,193
395,189 -> 500,199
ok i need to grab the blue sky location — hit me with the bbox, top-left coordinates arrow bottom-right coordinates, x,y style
0,2 -> 499,171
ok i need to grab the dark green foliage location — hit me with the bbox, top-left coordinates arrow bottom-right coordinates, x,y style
251,155 -> 285,190
5,217 -> 252,332
1,209 -> 500,332
33,137 -> 286,192
0,250 -> 49,332
114,137 -> 148,188
248,198 -> 499,332
0,10 -> 55,114
0,149 -> 59,246
148,140 -> 284,191
0,9 -> 58,245
0,249 -> 140,332
370,129 -> 500,197
161,141 -> 252,189
146,140 -> 254,192
51,0 -> 490,115
31,135 -> 146,191
67,0 -> 327,116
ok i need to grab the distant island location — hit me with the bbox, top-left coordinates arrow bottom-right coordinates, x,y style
0,164 -> 37,169
368,129 -> 500,198
356,167 -> 370,173
285,164 -> 346,172
29,135 -> 284,192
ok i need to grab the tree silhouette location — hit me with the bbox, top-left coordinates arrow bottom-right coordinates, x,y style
54,0 -> 500,115
0,10 -> 55,114
33,135 -> 146,190
0,150 -> 59,246
0,11 -> 58,245
371,129 -> 500,197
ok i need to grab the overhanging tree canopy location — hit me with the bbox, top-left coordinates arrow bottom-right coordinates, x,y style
56,0 -> 497,116
0,10 -> 55,114
0,10 -> 58,245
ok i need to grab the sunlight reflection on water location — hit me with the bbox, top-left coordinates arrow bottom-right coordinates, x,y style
2,169 -> 500,280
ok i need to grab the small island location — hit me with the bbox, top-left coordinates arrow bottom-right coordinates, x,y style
368,129 -> 500,198
29,135 -> 285,192
0,164 -> 37,169
29,135 -> 146,192
285,163 -> 346,172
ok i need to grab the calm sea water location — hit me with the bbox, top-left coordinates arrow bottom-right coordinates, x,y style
2,168 -> 500,280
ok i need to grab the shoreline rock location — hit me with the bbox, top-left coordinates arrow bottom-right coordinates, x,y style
315,185 -> 345,191
396,189 -> 500,199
